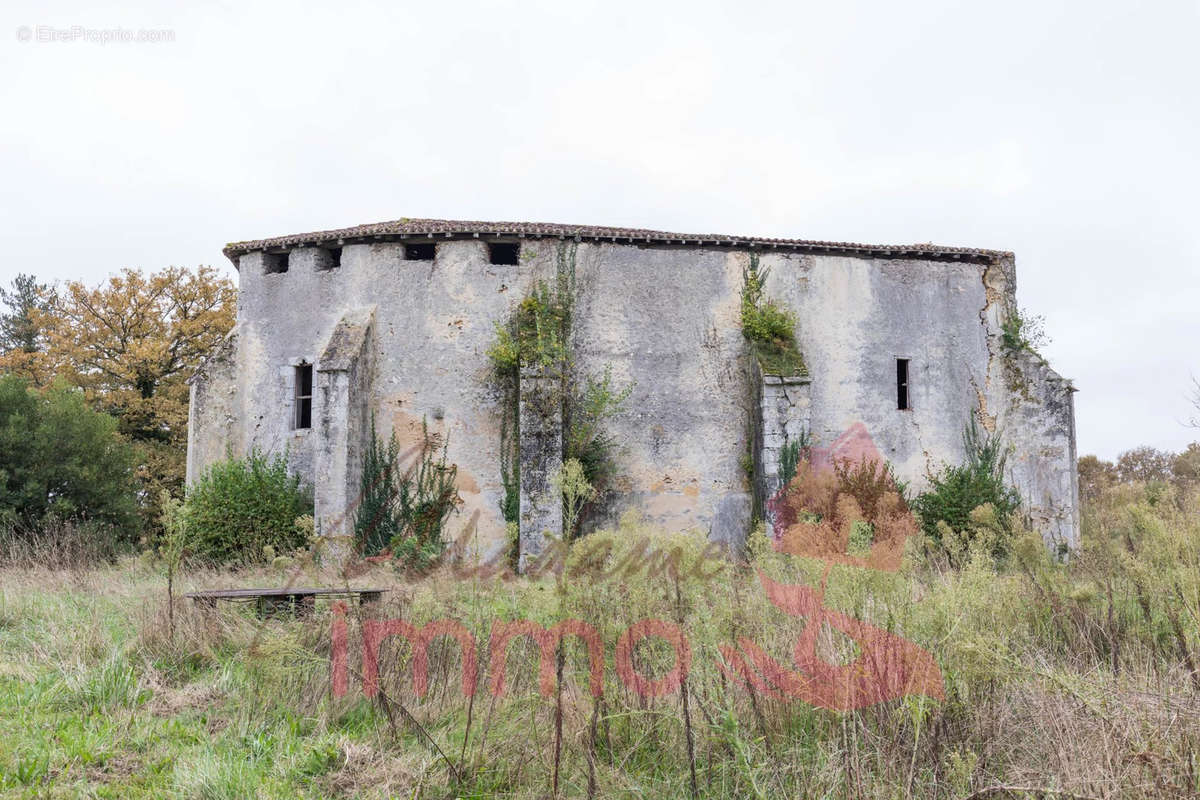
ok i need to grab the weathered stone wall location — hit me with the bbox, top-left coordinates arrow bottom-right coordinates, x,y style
568,244 -> 753,537
313,307 -> 375,554
767,253 -> 993,492
517,368 -> 563,570
187,236 -> 1080,559
980,257 -> 1080,549
186,328 -> 240,484
756,373 -> 812,534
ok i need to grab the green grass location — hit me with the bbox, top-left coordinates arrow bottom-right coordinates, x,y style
0,484 -> 1198,798
751,339 -> 807,377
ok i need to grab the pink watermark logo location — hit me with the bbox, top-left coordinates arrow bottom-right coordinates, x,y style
326,421 -> 944,711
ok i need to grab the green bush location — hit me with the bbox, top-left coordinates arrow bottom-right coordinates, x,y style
740,255 -> 806,376
912,419 -> 1021,564
180,450 -> 312,564
487,282 -> 569,375
0,375 -> 137,533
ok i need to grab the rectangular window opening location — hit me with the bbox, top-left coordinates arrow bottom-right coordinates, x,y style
264,251 -> 289,274
319,247 -> 342,271
896,358 -> 910,410
404,242 -> 436,261
488,242 -> 520,265
294,364 -> 312,429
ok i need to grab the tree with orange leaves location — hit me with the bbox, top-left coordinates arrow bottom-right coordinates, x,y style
39,266 -> 236,504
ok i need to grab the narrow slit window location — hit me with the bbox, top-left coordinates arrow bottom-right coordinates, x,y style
488,242 -> 520,265
264,251 -> 289,274
404,242 -> 435,261
896,358 -> 910,410
294,364 -> 312,429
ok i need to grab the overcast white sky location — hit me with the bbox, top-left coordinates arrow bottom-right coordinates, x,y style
2,1 -> 1197,460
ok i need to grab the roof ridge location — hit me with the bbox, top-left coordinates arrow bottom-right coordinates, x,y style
222,217 -> 1011,264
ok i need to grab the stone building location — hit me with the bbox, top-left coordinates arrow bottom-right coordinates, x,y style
187,218 -> 1079,564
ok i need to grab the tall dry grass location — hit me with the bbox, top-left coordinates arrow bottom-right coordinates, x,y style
2,481 -> 1198,798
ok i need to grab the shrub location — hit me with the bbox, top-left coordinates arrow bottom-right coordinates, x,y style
1001,306 -> 1050,352
0,375 -> 138,533
487,282 -> 569,375
777,433 -> 810,489
355,421 -> 402,557
566,365 -> 633,492
353,420 -> 461,566
740,255 -> 805,376
553,457 -> 596,541
180,450 -> 313,564
774,455 -> 918,571
912,419 -> 1021,565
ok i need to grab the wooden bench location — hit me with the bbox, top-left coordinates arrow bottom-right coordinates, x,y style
184,587 -> 387,617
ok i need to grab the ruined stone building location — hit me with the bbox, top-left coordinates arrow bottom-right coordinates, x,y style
187,218 -> 1079,564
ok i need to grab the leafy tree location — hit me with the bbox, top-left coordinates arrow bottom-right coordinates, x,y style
0,375 -> 137,531
42,266 -> 235,443
1077,454 -> 1118,501
1115,446 -> 1173,484
0,273 -> 54,382
1171,443 -> 1200,485
40,266 -> 235,511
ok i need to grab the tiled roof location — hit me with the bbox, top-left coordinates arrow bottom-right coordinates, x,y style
223,217 -> 1009,264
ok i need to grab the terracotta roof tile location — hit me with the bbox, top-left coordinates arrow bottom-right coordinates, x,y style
223,217 -> 1009,264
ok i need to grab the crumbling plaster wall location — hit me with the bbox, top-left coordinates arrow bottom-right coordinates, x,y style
979,257 -> 1080,549
569,243 -> 754,534
189,237 -> 1079,558
228,241 -> 556,562
766,253 -> 992,492
186,328 -> 241,484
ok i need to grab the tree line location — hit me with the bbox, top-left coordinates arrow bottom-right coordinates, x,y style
1078,444 -> 1200,502
0,268 -> 235,536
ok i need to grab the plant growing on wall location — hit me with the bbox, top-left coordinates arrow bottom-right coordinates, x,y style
354,419 -> 461,568
1001,306 -> 1050,353
552,458 -> 596,542
777,430 -> 812,489
740,254 -> 806,376
486,242 -> 632,542
487,282 -> 570,375
566,364 -> 633,492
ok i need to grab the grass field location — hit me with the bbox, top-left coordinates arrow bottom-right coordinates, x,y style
1,487 -> 1198,799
